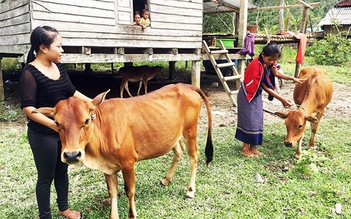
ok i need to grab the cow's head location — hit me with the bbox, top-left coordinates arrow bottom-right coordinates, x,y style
154,66 -> 163,76
275,109 -> 318,147
36,90 -> 110,164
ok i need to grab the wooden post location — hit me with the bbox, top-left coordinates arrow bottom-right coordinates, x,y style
237,0 -> 249,83
169,61 -> 176,80
295,7 -> 308,77
0,57 -> 4,101
111,63 -> 114,74
191,60 -> 200,88
238,0 -> 248,48
84,63 -> 92,73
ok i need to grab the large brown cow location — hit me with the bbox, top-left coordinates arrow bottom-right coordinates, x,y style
36,83 -> 213,219
274,67 -> 333,159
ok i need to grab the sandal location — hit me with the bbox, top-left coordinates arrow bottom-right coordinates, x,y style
58,209 -> 82,219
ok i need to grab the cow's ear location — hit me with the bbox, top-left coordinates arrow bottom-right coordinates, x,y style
91,89 -> 110,109
305,115 -> 318,124
274,111 -> 288,119
34,107 -> 56,118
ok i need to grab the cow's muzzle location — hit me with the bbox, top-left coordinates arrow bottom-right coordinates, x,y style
284,141 -> 293,147
63,151 -> 82,164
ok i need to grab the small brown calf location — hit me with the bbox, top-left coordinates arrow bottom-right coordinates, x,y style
275,67 -> 333,159
119,65 -> 163,97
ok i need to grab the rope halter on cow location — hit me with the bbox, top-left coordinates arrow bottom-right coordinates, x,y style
293,103 -> 308,114
263,103 -> 307,115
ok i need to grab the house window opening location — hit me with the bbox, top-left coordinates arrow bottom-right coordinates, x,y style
133,0 -> 150,28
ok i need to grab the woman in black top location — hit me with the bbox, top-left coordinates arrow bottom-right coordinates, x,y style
19,26 -> 89,219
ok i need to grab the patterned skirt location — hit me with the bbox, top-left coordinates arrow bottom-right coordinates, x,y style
235,86 -> 263,145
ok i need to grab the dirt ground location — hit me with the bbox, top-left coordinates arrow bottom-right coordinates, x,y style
2,69 -> 351,132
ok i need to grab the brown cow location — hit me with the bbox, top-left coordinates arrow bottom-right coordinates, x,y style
36,83 -> 213,219
275,67 -> 333,159
119,65 -> 163,98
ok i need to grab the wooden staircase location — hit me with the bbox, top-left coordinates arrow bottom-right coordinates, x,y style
202,40 -> 242,106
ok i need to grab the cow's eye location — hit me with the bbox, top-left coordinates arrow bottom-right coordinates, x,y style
85,118 -> 90,126
298,124 -> 303,129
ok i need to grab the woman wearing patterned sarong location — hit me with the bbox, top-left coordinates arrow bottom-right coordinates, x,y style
235,43 -> 305,157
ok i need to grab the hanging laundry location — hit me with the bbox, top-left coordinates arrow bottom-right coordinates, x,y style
237,33 -> 255,57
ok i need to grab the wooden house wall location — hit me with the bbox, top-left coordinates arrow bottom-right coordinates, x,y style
0,0 -> 203,59
0,0 -> 31,56
322,25 -> 351,35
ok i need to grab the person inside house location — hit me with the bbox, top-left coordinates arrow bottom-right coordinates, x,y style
140,9 -> 150,29
133,11 -> 141,26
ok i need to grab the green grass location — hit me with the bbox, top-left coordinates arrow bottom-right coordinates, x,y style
1,118 -> 350,218
0,102 -> 23,122
276,63 -> 351,86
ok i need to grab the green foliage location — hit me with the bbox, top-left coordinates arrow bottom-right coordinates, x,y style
203,0 -> 339,34
248,0 -> 339,33
203,13 -> 235,34
306,35 -> 351,66
1,58 -> 21,71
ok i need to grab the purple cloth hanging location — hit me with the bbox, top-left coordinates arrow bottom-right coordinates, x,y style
236,34 -> 255,57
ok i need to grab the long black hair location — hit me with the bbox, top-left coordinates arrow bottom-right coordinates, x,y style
26,26 -> 59,64
262,42 -> 281,58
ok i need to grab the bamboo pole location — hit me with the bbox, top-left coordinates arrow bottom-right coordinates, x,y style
295,7 -> 308,77
296,0 -> 313,9
249,2 -> 321,11
0,57 -> 4,101
236,0 -> 249,89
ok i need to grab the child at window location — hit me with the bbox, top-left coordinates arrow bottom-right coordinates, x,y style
140,9 -> 150,29
133,11 -> 141,26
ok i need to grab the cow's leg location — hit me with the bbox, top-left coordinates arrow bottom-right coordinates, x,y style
105,174 -> 119,219
295,133 -> 304,159
184,137 -> 199,199
143,80 -> 148,94
161,140 -> 185,186
120,82 -> 126,98
121,167 -> 137,219
125,82 -> 133,97
310,111 -> 323,149
136,81 -> 142,96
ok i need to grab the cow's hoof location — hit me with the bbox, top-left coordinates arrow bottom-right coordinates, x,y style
185,189 -> 195,200
294,154 -> 301,159
185,194 -> 194,201
160,178 -> 171,186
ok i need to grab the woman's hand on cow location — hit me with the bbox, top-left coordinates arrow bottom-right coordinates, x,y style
282,98 -> 293,108
49,120 -> 60,133
293,77 -> 307,84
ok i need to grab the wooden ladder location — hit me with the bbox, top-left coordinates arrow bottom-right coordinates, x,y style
202,40 -> 242,106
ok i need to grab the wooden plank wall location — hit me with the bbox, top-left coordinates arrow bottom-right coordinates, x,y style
0,0 -> 205,99
29,0 -> 203,49
0,0 -> 31,55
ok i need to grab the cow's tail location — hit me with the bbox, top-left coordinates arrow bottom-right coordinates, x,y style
191,85 -> 213,166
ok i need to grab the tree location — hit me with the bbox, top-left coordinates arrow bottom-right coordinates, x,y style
203,13 -> 235,34
203,0 -> 340,34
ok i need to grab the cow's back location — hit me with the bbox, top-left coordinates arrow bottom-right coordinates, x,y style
293,67 -> 333,109
97,83 -> 203,161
